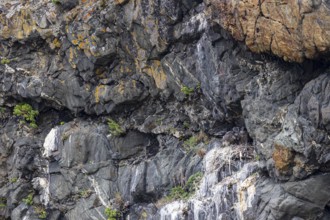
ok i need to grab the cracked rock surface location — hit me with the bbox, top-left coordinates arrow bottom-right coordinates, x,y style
0,0 -> 330,220
209,0 -> 330,62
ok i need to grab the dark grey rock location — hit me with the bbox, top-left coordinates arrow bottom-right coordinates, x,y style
0,0 -> 330,219
11,204 -> 29,220
250,173 -> 330,220
109,131 -> 158,160
65,194 -> 105,220
49,174 -> 72,201
60,130 -> 111,168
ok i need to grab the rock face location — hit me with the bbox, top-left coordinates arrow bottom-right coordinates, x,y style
0,0 -> 330,220
209,0 -> 330,62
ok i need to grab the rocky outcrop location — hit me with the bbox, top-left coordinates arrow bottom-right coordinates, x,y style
0,0 -> 330,220
209,0 -> 330,62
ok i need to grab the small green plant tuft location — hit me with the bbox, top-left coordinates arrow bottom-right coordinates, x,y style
80,189 -> 92,198
0,107 -> 5,114
105,207 -> 120,220
254,151 -> 261,161
23,193 -> 34,206
10,177 -> 18,183
38,210 -> 47,219
0,58 -> 10,65
159,172 -> 204,206
51,0 -> 61,4
182,132 -> 209,153
60,121 -> 65,125
155,117 -> 163,126
167,186 -> 189,200
0,197 -> 6,208
185,172 -> 203,193
34,205 -> 47,219
140,210 -> 148,219
13,103 -> 39,128
181,86 -> 195,96
183,136 -> 198,151
107,118 -> 124,136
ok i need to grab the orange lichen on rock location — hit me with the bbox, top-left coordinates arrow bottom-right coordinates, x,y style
272,143 -> 294,174
94,85 -> 105,103
143,61 -> 167,90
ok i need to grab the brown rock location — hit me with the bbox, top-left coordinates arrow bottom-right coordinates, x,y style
209,0 -> 330,62
272,143 -> 294,175
114,0 -> 129,5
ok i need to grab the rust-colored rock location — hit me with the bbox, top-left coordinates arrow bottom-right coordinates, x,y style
272,143 -> 294,174
114,0 -> 129,5
209,0 -> 330,62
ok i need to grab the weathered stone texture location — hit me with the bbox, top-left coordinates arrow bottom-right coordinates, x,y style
209,0 -> 330,62
0,0 -> 330,219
